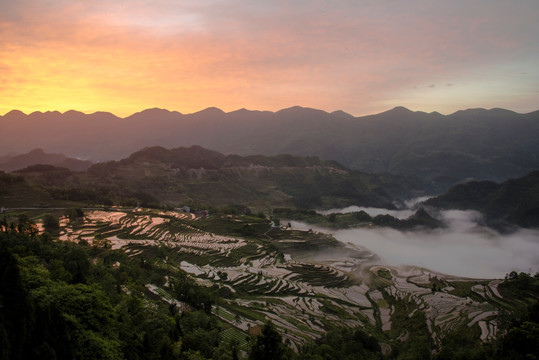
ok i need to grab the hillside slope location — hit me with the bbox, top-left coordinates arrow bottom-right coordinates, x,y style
425,170 -> 539,229
17,145 -> 422,210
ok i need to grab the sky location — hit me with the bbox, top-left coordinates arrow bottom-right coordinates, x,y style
1,0 -> 538,117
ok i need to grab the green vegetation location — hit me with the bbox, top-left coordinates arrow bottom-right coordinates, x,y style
285,263 -> 352,288
391,304 -> 433,359
0,232 -> 171,359
249,322 -> 292,360
42,214 -> 60,232
377,269 -> 392,280
447,281 -> 489,303
299,327 -> 381,360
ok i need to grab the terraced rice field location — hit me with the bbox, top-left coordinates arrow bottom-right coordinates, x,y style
219,327 -> 251,350
54,209 -> 511,350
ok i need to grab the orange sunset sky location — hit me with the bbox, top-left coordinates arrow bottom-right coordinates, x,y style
1,0 -> 538,117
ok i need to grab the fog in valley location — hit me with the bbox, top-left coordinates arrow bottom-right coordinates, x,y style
291,206 -> 539,279
319,196 -> 432,219
319,206 -> 415,220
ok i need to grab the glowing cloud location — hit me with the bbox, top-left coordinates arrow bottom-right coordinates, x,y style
1,0 -> 538,116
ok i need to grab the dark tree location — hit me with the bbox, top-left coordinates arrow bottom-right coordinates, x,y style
16,214 -> 38,237
42,214 -> 60,232
249,322 -> 287,360
0,246 -> 33,360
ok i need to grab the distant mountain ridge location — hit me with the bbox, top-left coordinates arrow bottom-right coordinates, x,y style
2,106 -> 538,188
0,149 -> 93,172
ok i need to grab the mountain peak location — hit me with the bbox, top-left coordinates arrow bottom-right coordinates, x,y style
89,111 -> 120,120
132,108 -> 173,115
277,105 -> 305,112
449,107 -> 521,119
3,109 -> 26,118
63,110 -> 85,117
229,108 -> 252,115
450,108 -> 489,116
192,107 -> 226,116
384,106 -> 414,115
126,108 -> 182,121
28,148 -> 46,155
29,110 -> 62,117
330,110 -> 354,118
276,106 -> 329,117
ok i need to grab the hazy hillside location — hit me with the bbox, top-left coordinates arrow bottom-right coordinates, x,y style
1,106 -> 538,189
0,148 -> 93,172
425,170 -> 539,229
12,145 -> 427,210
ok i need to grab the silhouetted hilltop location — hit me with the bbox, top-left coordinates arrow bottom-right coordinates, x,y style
0,149 -> 93,172
425,170 -> 539,229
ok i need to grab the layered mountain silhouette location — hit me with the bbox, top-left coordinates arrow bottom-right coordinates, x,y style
2,106 -> 538,188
